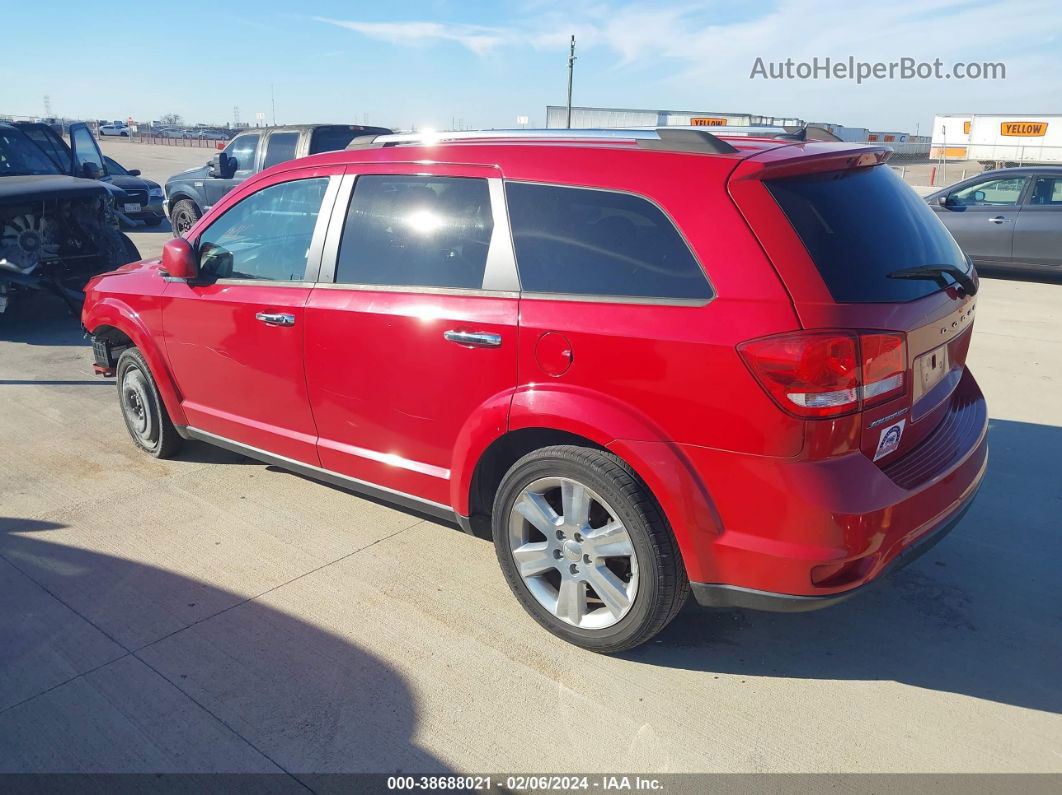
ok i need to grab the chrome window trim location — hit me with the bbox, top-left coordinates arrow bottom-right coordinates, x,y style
519,291 -> 711,307
311,282 -> 518,298
209,279 -> 316,288
317,173 -> 356,284
482,177 -> 521,291
503,179 -> 716,305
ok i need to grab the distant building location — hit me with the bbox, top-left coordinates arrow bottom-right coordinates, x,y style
546,105 -> 803,129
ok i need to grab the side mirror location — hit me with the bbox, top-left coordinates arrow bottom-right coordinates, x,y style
209,152 -> 235,179
127,168 -> 141,177
936,195 -> 949,207
973,190 -> 986,203
81,162 -> 102,180
161,237 -> 197,280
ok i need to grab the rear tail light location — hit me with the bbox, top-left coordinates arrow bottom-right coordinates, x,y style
738,331 -> 907,419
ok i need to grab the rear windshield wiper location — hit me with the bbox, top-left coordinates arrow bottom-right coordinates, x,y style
887,264 -> 977,296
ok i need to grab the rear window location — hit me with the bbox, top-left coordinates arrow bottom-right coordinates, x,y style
308,127 -> 360,154
505,182 -> 711,300
765,166 -> 969,303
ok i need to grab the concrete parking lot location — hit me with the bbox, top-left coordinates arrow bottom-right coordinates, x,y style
0,142 -> 1060,777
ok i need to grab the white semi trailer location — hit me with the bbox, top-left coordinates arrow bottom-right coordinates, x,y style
931,114 -> 1062,167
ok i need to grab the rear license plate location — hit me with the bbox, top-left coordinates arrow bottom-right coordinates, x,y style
916,343 -> 949,396
123,203 -> 141,213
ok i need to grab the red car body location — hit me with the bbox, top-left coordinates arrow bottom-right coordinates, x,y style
83,131 -> 987,616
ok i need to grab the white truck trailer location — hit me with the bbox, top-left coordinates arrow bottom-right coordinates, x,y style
931,114 -> 1062,167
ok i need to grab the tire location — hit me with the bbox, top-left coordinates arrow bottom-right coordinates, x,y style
142,217 -> 164,228
115,348 -> 182,459
169,199 -> 201,237
492,445 -> 689,653
118,233 -> 140,264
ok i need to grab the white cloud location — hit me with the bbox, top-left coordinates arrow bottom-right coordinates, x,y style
314,18 -> 516,56
314,1 -> 1061,128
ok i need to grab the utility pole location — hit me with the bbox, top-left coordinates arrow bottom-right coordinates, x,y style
271,84 -> 276,125
566,35 -> 576,129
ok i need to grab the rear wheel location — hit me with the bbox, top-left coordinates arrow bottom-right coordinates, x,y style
492,446 -> 688,653
116,348 -> 182,459
169,199 -> 201,237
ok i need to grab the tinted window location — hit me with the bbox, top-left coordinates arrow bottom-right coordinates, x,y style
505,183 -> 710,300
262,132 -> 299,170
1029,177 -> 1062,206
18,126 -> 69,171
766,166 -> 969,303
335,175 -> 493,289
224,134 -> 259,175
0,128 -> 61,175
308,127 -> 360,154
949,176 -> 1027,207
197,178 -> 328,282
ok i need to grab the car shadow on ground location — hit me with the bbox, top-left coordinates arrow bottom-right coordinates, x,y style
627,418 -> 1062,716
0,293 -> 86,346
0,518 -> 452,778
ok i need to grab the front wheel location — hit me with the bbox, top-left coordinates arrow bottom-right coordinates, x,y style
492,446 -> 688,653
169,199 -> 201,237
116,348 -> 182,459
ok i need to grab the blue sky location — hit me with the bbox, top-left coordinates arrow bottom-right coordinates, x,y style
3,0 -> 1058,132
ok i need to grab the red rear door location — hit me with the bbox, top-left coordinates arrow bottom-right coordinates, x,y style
303,164 -> 519,508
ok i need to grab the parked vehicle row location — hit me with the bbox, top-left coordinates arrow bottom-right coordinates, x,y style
85,127 -> 987,652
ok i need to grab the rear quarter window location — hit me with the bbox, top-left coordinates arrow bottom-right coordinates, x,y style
765,165 -> 969,303
505,182 -> 712,301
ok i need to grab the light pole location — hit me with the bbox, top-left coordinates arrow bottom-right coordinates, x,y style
566,35 -> 576,129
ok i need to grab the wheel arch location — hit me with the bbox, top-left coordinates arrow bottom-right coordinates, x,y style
83,296 -> 188,428
456,384 -> 724,582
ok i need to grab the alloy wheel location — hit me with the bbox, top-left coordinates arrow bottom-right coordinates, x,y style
507,476 -> 639,629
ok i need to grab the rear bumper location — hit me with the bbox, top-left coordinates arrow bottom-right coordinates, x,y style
675,367 -> 988,600
690,481 -> 979,610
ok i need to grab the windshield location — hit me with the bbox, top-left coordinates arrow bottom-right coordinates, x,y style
765,165 -> 969,303
0,127 -> 64,176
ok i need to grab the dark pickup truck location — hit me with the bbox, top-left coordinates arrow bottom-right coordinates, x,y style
0,122 -> 139,315
164,123 -> 391,235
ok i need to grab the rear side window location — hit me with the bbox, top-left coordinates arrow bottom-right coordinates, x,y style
335,175 -> 493,289
765,166 -> 969,303
505,183 -> 711,300
262,132 -> 299,170
309,127 -> 359,154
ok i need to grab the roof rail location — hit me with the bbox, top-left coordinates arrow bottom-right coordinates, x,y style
346,127 -> 741,155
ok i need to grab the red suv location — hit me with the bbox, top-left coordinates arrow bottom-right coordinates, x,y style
82,128 -> 987,652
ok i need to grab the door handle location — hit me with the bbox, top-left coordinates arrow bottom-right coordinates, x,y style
443,329 -> 502,348
255,312 -> 296,327
988,216 -> 1010,224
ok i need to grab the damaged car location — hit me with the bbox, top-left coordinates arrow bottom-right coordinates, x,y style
0,121 -> 139,315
